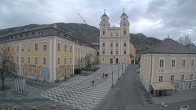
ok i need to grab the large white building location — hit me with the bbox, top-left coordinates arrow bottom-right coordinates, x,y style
99,10 -> 136,64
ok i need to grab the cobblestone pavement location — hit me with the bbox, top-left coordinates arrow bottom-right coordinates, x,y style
41,64 -> 126,110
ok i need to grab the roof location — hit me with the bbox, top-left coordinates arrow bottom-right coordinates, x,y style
145,38 -> 196,54
186,43 -> 196,51
0,26 -> 95,49
151,82 -> 174,90
121,12 -> 127,16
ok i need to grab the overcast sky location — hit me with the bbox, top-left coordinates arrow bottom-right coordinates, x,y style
0,0 -> 196,43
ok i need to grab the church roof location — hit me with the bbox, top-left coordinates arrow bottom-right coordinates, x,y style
145,38 -> 196,54
121,12 -> 127,16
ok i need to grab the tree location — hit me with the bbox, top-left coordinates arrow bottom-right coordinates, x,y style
0,45 -> 16,89
178,34 -> 191,45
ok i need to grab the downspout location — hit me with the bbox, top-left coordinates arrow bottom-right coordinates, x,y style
150,53 -> 152,82
149,53 -> 152,93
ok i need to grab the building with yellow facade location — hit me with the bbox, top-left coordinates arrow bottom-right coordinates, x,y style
0,26 -> 96,82
140,38 -> 196,96
99,10 -> 136,64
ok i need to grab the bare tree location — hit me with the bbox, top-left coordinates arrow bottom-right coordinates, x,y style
0,45 -> 16,89
178,34 -> 191,45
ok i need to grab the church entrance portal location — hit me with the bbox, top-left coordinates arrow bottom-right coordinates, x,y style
116,58 -> 118,64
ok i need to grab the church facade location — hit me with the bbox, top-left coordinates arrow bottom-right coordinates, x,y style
99,11 -> 136,64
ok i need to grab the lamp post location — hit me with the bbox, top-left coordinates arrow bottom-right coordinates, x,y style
111,67 -> 114,88
118,64 -> 119,80
159,102 -> 167,110
122,63 -> 123,75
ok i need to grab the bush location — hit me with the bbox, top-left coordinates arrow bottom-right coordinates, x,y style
74,68 -> 81,74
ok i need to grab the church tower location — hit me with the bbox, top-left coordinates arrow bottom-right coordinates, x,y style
120,9 -> 130,38
100,10 -> 110,37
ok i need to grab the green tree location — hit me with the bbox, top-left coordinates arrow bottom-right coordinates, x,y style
0,45 -> 16,89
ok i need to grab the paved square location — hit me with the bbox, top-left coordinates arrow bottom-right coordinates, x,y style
41,64 -> 126,110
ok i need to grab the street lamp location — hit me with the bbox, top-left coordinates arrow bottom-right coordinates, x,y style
118,64 -> 120,80
122,63 -> 123,75
111,67 -> 114,88
159,102 -> 167,110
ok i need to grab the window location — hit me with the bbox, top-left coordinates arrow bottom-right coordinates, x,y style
124,43 -> 126,47
116,43 -> 118,47
116,32 -> 118,36
103,43 -> 105,47
116,51 -> 118,54
171,75 -> 175,81
70,58 -> 72,63
64,58 -> 66,64
12,46 -> 14,52
181,74 -> 185,81
110,43 -> 113,47
182,59 -> 186,67
58,43 -> 60,51
16,56 -> 18,62
171,59 -> 176,67
28,41 -> 31,51
190,74 -> 193,80
124,30 -> 126,34
27,56 -> 30,63
34,56 -> 38,64
17,44 -> 19,51
35,41 -> 38,51
102,51 -> 105,54
110,51 -> 113,54
103,31 -> 105,35
21,56 -> 24,62
159,76 -> 163,82
160,59 -> 164,67
43,42 -> 47,51
70,46 -> 72,52
43,57 -> 46,64
58,58 -> 60,64
124,51 -> 126,54
21,42 -> 24,51
191,59 -> 195,67
64,44 -> 67,52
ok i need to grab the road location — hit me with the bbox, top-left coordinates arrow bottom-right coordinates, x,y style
96,64 -> 150,110
97,65 -> 196,110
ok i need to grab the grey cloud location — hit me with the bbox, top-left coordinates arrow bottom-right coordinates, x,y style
0,0 -> 195,42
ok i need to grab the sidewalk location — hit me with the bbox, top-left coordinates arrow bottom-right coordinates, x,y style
152,88 -> 196,104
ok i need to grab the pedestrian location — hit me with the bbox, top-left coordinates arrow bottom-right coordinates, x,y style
92,80 -> 95,86
103,73 -> 105,78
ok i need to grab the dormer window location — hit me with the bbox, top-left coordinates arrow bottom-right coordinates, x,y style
15,35 -> 18,38
32,32 -> 35,35
20,34 -> 22,37
39,31 -> 42,35
124,18 -> 125,20
25,33 -> 28,36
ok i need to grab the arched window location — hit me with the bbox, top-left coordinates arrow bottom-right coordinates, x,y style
124,30 -> 126,35
103,31 -> 105,35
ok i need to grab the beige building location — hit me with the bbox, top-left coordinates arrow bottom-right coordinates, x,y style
0,26 -> 96,82
99,11 -> 136,64
140,38 -> 196,96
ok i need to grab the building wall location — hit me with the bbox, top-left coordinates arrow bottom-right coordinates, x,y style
0,35 -> 96,82
140,53 -> 196,91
